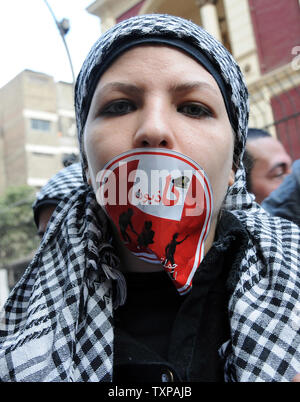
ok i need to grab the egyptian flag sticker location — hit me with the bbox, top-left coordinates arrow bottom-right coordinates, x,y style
96,148 -> 213,295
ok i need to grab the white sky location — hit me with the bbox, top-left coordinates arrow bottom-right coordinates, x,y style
0,0 -> 102,88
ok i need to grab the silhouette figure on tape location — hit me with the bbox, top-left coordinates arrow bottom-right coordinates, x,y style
138,220 -> 155,249
119,208 -> 137,243
164,233 -> 189,278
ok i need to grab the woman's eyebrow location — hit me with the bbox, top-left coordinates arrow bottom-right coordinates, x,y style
92,81 -> 219,108
96,82 -> 144,97
170,81 -> 219,96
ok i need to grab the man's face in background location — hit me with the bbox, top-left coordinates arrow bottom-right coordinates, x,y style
246,136 -> 292,204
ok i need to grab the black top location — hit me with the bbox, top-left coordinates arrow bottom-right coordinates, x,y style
113,210 -> 249,382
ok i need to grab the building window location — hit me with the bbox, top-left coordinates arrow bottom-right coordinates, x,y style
30,119 -> 51,131
270,85 -> 300,160
249,0 -> 300,74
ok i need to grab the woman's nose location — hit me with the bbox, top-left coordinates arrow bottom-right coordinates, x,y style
133,101 -> 175,149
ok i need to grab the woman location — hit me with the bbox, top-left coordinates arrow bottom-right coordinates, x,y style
1,14 -> 299,382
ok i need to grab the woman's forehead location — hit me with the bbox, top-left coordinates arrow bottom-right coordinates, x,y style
100,44 -> 211,72
95,44 -> 221,93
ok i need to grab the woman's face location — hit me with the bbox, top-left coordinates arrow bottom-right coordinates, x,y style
84,45 -> 235,220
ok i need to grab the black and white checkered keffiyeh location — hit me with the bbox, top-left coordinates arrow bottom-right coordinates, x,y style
32,163 -> 83,226
1,14 -> 300,382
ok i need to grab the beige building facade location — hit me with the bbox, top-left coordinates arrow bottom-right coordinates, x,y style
87,0 -> 300,160
0,69 -> 78,195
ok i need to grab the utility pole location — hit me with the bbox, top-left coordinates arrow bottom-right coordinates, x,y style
43,0 -> 75,85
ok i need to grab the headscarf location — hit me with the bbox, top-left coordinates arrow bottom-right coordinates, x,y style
75,14 -> 249,180
1,14 -> 299,382
32,162 -> 83,227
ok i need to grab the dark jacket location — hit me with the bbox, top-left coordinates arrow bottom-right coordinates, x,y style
113,211 -> 249,382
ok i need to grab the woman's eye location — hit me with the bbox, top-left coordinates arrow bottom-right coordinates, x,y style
101,100 -> 136,116
178,103 -> 212,118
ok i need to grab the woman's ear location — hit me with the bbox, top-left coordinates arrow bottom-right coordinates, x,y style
228,167 -> 235,187
85,168 -> 92,186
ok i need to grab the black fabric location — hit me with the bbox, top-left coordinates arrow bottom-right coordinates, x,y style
114,271 -> 184,360
113,210 -> 249,382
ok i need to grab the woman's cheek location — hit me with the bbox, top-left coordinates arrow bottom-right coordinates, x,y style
84,127 -> 105,182
206,151 -> 234,217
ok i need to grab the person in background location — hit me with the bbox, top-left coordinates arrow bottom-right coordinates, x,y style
1,14 -> 300,383
243,128 -> 292,204
32,163 -> 83,238
262,159 -> 300,226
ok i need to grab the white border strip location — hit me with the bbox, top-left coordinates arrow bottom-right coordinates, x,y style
23,109 -> 58,122
25,144 -> 79,155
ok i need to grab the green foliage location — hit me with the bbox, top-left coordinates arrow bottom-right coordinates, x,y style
0,185 -> 39,266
